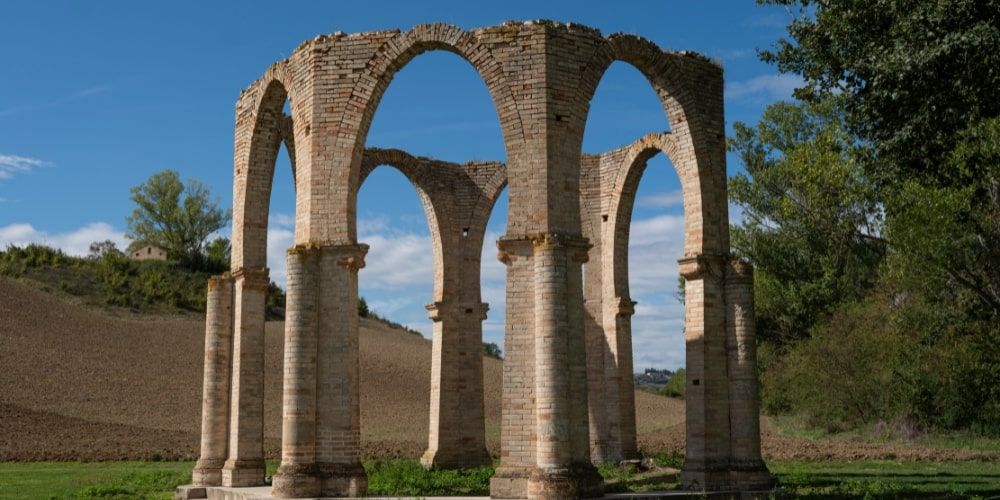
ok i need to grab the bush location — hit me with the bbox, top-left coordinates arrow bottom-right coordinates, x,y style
659,368 -> 686,399
762,298 -> 912,433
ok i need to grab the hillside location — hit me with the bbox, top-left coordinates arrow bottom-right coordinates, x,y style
1,277 -> 992,463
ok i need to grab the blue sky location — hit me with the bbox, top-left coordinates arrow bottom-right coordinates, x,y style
0,1 -> 799,370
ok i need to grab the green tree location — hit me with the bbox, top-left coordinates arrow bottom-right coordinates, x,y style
729,98 -> 885,345
483,342 -> 503,360
204,237 -> 231,272
126,170 -> 230,267
759,0 -> 1000,187
659,368 -> 686,399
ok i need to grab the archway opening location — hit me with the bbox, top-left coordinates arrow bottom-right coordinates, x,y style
356,47 -> 508,465
263,118 -> 296,460
581,60 -> 687,463
356,165 -> 438,448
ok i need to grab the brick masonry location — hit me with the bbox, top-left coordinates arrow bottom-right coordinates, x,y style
184,21 -> 772,500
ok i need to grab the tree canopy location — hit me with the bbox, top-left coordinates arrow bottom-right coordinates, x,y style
125,170 -> 230,267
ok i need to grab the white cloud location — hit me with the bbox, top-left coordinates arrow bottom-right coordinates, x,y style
0,222 -> 128,256
0,154 -> 49,180
637,189 -> 684,209
725,74 -> 803,102
359,232 -> 435,290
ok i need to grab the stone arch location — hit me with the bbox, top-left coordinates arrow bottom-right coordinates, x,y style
357,148 -> 450,302
605,133 -> 690,298
231,61 -> 296,270
575,34 -> 727,257
336,23 -> 523,242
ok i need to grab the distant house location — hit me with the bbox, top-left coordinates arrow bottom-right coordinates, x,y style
130,244 -> 168,261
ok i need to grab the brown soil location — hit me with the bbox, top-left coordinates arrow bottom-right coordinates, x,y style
1,277 -> 995,462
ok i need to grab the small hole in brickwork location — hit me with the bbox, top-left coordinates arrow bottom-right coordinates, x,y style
602,214 -> 608,222
555,114 -> 565,122
462,227 -> 469,237
465,308 -> 473,314
305,125 -> 311,136
692,379 -> 700,386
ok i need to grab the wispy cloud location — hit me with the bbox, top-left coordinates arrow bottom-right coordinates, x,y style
0,84 -> 110,117
637,189 -> 684,209
0,154 -> 50,180
725,74 -> 803,102
0,222 -> 128,256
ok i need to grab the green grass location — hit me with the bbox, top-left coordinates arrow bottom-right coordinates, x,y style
770,459 -> 1000,499
364,459 -> 494,496
2,459 -> 997,498
0,461 -> 193,499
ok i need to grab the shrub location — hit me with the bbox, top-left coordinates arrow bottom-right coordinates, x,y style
659,368 -> 686,399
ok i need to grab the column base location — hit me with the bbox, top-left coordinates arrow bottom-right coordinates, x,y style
681,463 -> 732,492
317,462 -> 367,497
420,446 -> 492,470
221,459 -> 266,487
729,460 -> 774,491
272,463 -> 320,498
526,467 -> 577,500
490,465 -> 531,498
192,458 -> 225,486
570,462 -> 604,498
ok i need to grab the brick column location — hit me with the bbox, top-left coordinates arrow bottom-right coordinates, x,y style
611,296 -> 638,461
422,301 -> 491,469
725,260 -> 772,490
315,244 -> 368,497
273,247 -> 322,497
526,232 -> 600,500
491,236 -> 535,498
678,254 -> 731,491
193,274 -> 234,486
565,243 -> 603,498
222,267 -> 269,487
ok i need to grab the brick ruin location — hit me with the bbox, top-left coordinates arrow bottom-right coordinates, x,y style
180,21 -> 772,499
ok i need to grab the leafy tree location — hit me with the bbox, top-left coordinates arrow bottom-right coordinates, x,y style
483,342 -> 503,360
759,0 -> 1000,187
88,240 -> 122,259
659,368 -> 686,399
204,237 -> 231,272
358,296 -> 371,318
729,98 -> 885,345
126,170 -> 230,266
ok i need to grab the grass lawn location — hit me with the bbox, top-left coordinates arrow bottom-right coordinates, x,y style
1,458 -> 998,498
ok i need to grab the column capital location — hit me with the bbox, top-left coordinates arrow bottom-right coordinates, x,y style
230,267 -> 270,290
497,231 -> 592,264
677,253 -> 726,280
425,301 -> 489,321
725,258 -> 754,284
497,235 -> 534,266
615,296 -> 637,317
207,273 -> 235,290
288,242 -> 369,270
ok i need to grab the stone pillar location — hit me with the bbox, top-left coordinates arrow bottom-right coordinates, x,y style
565,243 -> 603,498
273,247 -> 321,497
491,237 -> 536,498
222,267 -> 269,487
678,254 -> 731,491
193,274 -> 234,486
725,260 -> 772,490
422,301 -> 491,469
611,296 -> 638,461
315,244 -> 368,497
526,233 -> 600,500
